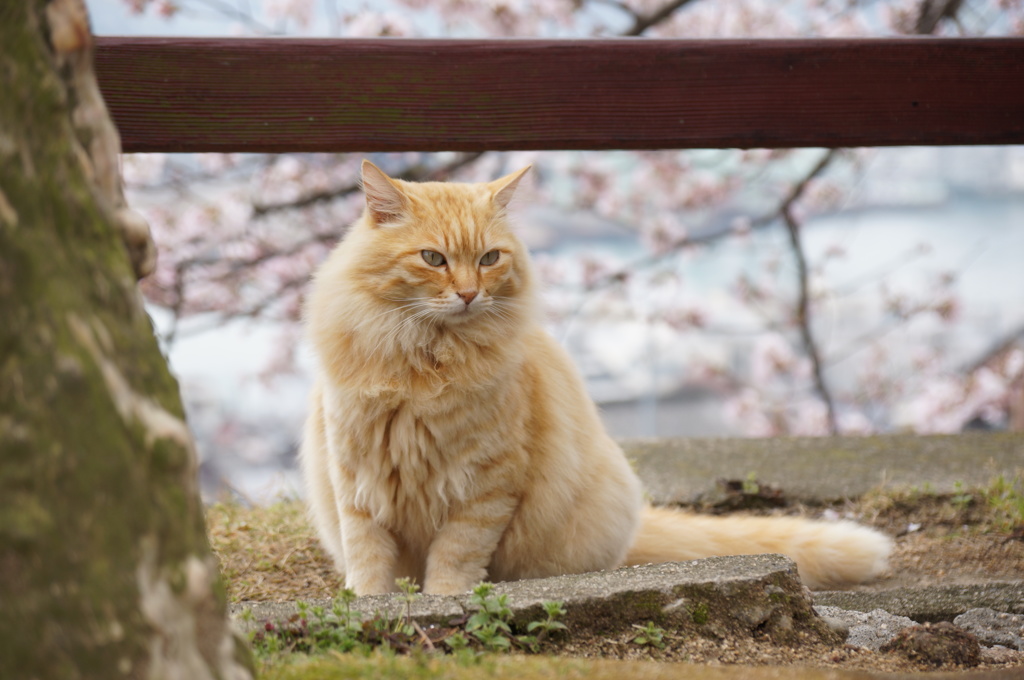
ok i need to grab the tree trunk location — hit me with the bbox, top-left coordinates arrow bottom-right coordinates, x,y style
0,1 -> 252,678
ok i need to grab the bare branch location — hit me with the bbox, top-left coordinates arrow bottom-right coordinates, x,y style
582,150 -> 840,293
623,0 -> 704,36
780,0 -> 974,425
776,150 -> 839,223
782,205 -> 838,434
789,0 -> 974,431
768,148 -> 841,434
915,0 -> 964,34
585,0 -> 641,22
252,152 -> 485,216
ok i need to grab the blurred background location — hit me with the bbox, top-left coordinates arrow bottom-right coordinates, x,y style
87,0 -> 1024,501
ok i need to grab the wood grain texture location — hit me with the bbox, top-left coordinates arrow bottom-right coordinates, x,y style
95,38 -> 1024,153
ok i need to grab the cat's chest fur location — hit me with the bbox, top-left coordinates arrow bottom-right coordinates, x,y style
325,379 -> 519,541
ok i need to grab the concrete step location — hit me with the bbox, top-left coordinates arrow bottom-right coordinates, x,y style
622,432 -> 1024,505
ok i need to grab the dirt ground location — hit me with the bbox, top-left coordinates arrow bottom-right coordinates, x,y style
209,484 -> 1024,674
838,489 -> 1024,592
551,490 -> 1024,674
742,488 -> 1024,593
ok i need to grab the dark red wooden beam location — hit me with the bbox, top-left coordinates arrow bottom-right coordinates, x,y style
95,37 -> 1024,153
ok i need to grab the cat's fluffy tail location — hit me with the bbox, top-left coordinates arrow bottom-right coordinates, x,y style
624,506 -> 892,589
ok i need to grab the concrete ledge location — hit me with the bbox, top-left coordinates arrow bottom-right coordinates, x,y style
623,432 -> 1024,505
813,583 -> 1024,623
232,554 -> 837,646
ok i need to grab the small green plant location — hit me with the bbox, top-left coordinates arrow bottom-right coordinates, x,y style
470,620 -> 513,652
518,601 -> 568,651
466,583 -> 511,623
741,472 -> 760,495
631,621 -> 667,650
950,480 -> 974,511
327,588 -> 366,650
249,588 -> 372,658
529,601 -> 568,639
983,473 -> 1024,531
466,583 -> 513,652
251,579 -> 568,659
444,631 -> 470,652
464,583 -> 568,652
689,601 -> 709,625
394,577 -> 422,636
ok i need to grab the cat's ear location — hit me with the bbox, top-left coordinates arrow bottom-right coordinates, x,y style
490,166 -> 531,210
361,159 -> 406,225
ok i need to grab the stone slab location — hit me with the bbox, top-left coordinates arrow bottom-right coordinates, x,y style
623,432 -> 1024,505
814,606 -> 918,651
813,583 -> 1024,623
232,554 -> 835,645
954,608 -> 1024,651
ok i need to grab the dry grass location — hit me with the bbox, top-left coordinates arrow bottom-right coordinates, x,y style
207,501 -> 341,602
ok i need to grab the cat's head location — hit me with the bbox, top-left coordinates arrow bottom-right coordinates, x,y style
338,160 -> 535,332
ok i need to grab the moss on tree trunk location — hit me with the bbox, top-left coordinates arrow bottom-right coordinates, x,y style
0,1 -> 251,677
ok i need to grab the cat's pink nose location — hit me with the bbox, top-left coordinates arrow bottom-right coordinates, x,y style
457,290 -> 478,305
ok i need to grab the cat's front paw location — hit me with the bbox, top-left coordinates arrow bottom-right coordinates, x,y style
346,572 -> 398,596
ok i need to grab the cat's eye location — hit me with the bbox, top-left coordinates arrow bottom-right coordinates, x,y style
480,250 -> 500,266
421,250 -> 446,267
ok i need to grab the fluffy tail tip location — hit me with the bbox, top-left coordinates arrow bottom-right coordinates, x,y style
798,520 -> 893,590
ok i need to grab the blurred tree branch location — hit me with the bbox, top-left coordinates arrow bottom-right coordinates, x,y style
916,0 -> 965,34
781,150 -> 840,434
622,0 -> 704,35
252,152 -> 486,216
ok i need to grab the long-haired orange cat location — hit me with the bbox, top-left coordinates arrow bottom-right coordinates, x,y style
300,160 -> 891,595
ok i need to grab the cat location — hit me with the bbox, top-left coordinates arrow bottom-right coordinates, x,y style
299,160 -> 893,596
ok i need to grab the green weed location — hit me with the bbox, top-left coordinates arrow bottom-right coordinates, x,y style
983,473 -> 1024,532
689,602 -> 710,625
630,621 -> 667,650
248,579 -> 567,660
950,480 -> 974,511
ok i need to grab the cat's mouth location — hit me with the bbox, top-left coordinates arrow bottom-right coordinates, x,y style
439,301 -> 484,323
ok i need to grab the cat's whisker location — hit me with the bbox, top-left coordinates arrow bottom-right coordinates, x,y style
383,296 -> 434,304
371,307 -> 438,356
487,300 -> 524,322
491,297 -> 524,310
371,314 -> 422,355
490,300 -> 526,316
484,308 -> 521,332
357,296 -> 443,330
357,301 -> 426,328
